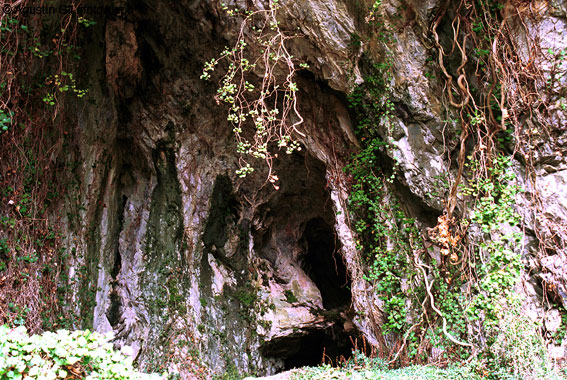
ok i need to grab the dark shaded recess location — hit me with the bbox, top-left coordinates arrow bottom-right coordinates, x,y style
435,10 -> 465,81
117,101 -> 133,125
262,326 -> 356,370
202,175 -> 242,269
296,69 -> 349,107
284,328 -> 355,369
301,218 -> 350,310
136,19 -> 164,77
393,101 -> 413,124
132,15 -> 167,104
107,272 -> 123,328
107,195 -> 127,328
392,178 -> 442,227
145,143 -> 184,263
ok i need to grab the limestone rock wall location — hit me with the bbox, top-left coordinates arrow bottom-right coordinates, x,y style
56,0 -> 567,377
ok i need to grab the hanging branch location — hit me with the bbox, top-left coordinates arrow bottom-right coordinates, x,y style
201,0 -> 307,187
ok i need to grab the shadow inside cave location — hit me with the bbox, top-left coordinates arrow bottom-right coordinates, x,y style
300,217 -> 351,310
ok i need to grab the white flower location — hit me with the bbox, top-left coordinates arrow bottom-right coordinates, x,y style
120,345 -> 134,357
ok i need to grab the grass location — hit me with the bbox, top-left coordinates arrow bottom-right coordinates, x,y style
292,363 -> 482,380
288,351 -> 567,380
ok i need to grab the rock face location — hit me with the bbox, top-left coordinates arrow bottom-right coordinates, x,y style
53,0 -> 567,377
60,0 -> 366,375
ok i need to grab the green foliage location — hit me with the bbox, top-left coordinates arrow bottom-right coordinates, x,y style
212,362 -> 242,380
43,72 -> 88,106
0,238 -> 8,257
283,290 -> 298,304
0,110 -> 12,133
471,311 -> 561,380
233,287 -> 257,308
291,352 -> 482,380
0,2 -> 90,331
0,325 -> 165,380
343,1 -> 564,378
166,277 -> 187,315
346,62 -> 420,335
292,347 -> 566,380
77,17 -> 96,28
458,155 -> 523,329
419,154 -> 525,363
461,155 -> 521,232
346,34 -> 548,379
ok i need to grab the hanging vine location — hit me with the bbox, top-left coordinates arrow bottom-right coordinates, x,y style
201,0 -> 307,187
0,0 -> 90,331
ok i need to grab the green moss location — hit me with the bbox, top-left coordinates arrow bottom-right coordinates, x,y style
284,289 -> 298,304
200,297 -> 208,307
233,287 -> 256,308
137,145 -> 191,370
76,259 -> 97,328
166,277 -> 187,314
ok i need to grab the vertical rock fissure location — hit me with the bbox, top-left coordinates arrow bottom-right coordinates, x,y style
81,159 -> 112,329
107,195 -> 127,328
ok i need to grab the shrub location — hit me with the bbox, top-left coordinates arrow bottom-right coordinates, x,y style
0,325 -> 165,380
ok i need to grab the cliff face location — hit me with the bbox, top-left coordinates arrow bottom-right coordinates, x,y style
9,0 -> 567,377
62,1 -> 366,374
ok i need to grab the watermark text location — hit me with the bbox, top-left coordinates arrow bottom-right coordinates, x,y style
2,4 -> 130,18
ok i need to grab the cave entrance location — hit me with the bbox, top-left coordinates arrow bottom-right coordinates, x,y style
255,154 -> 359,371
301,218 -> 351,310
276,218 -> 356,370
283,326 -> 356,370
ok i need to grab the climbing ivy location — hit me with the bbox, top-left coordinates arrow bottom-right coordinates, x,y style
346,63 -> 549,375
346,61 -> 422,337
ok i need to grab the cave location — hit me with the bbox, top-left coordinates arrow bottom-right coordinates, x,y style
280,218 -> 355,369
254,153 -> 359,370
283,327 -> 356,370
261,217 -> 357,370
262,324 -> 357,370
301,218 -> 351,310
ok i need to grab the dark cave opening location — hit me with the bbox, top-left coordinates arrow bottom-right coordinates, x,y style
271,218 -> 357,370
255,154 -> 359,371
301,218 -> 351,310
282,327 -> 356,370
